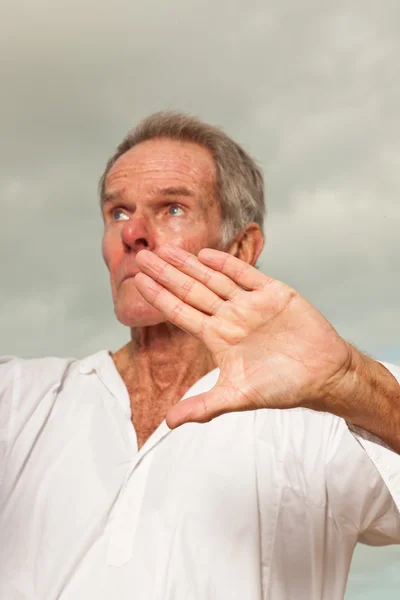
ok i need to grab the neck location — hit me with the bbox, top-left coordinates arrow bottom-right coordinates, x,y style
112,322 -> 216,412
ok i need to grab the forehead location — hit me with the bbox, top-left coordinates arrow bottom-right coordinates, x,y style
104,138 -> 217,196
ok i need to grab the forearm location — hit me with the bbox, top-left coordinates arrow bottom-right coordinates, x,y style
325,346 -> 400,453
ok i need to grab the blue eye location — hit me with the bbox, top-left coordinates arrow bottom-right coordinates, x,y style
168,205 -> 184,216
113,210 -> 129,221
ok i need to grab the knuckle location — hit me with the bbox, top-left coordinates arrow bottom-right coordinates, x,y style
180,278 -> 194,300
200,266 -> 214,286
209,297 -> 223,314
155,261 -> 170,282
171,300 -> 185,323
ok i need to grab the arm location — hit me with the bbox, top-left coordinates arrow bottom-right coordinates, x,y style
134,244 -> 400,543
132,243 -> 400,443
321,347 -> 400,453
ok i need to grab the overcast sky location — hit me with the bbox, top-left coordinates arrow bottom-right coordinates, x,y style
1,0 -> 399,596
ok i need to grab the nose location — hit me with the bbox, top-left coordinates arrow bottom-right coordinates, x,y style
120,213 -> 155,252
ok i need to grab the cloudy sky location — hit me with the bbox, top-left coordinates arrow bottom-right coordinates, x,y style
1,0 -> 399,596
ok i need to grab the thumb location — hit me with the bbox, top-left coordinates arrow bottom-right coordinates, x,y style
165,386 -> 240,429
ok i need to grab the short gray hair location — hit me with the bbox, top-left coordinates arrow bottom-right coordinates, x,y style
99,111 -> 266,247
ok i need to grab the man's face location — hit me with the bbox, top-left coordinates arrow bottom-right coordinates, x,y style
101,138 -> 223,327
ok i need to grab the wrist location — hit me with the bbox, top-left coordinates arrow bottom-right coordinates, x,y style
323,345 -> 400,451
318,342 -> 364,420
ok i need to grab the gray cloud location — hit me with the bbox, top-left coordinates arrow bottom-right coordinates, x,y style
1,0 -> 399,363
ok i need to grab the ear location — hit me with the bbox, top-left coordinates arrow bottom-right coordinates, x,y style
227,223 -> 264,266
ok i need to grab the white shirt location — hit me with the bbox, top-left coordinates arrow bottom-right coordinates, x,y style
0,350 -> 399,600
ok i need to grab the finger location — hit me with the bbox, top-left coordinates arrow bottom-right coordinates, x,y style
166,386 -> 245,429
136,250 -> 224,315
166,393 -> 216,428
197,248 -> 272,291
134,272 -> 208,338
156,244 -> 242,301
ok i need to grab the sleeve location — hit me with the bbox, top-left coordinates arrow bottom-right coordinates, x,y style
0,357 -> 19,485
326,361 -> 400,546
349,361 -> 400,545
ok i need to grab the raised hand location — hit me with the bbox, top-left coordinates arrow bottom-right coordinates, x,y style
134,244 -> 352,429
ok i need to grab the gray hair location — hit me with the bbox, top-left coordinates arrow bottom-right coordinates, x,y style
99,111 -> 266,248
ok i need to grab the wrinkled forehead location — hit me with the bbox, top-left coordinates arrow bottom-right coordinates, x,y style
104,138 -> 218,200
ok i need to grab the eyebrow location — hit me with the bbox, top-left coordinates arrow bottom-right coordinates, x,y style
154,186 -> 195,198
101,186 -> 195,207
101,191 -> 119,206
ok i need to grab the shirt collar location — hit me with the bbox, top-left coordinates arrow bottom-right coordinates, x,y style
79,350 -> 131,418
79,350 -> 111,375
78,349 -> 220,417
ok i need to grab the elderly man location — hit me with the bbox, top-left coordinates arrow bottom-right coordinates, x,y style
0,112 -> 399,599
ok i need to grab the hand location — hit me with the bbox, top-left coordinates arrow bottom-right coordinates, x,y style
134,244 -> 352,428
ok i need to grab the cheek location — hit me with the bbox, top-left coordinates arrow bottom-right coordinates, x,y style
101,235 -> 122,304
101,233 -> 120,272
182,223 -> 220,254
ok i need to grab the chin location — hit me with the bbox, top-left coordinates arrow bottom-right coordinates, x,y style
112,279 -> 169,328
114,299 -> 166,328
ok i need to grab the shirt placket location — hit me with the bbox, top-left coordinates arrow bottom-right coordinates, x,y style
89,359 -> 173,568
106,421 -> 171,567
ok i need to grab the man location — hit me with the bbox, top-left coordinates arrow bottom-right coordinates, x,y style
0,111 -> 399,599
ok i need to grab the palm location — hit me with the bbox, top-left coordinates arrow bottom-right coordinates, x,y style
135,245 -> 351,427
205,287 -> 348,404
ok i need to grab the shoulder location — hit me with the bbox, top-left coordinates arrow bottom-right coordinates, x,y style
0,354 -> 78,396
254,405 -> 348,464
0,355 -> 80,482
254,402 -> 395,500
0,355 -> 84,428
0,350 -> 114,411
